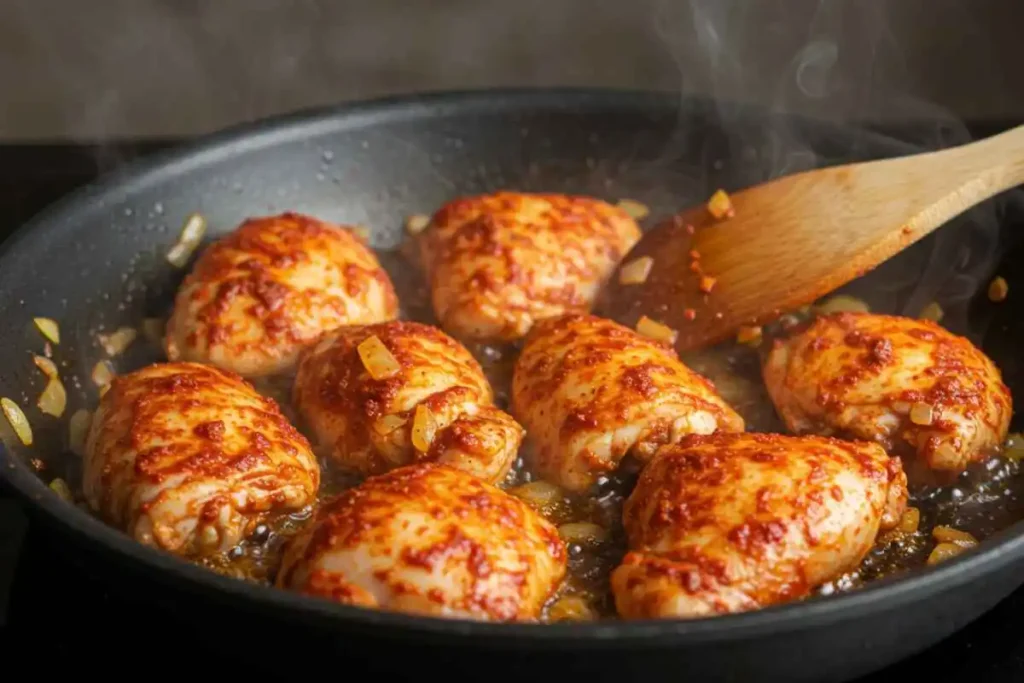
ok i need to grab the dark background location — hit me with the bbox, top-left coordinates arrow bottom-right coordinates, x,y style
1,1 -> 1024,678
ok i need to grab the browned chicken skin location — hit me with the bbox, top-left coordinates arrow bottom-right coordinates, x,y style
418,192 -> 642,342
764,312 -> 1012,480
83,362 -> 320,557
277,463 -> 567,621
166,212 -> 399,378
293,320 -> 523,483
512,313 -> 745,492
611,432 -> 907,620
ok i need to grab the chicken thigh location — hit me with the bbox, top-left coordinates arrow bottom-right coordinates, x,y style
83,362 -> 320,557
277,463 -> 566,620
166,212 -> 398,377
294,320 -> 523,483
417,192 -> 641,341
611,432 -> 907,619
764,312 -> 1011,479
512,313 -> 744,492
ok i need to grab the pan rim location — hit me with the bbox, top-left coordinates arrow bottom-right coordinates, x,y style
2,85 -> 1022,645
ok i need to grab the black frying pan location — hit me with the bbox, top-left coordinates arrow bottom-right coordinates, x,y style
2,88 -> 1024,682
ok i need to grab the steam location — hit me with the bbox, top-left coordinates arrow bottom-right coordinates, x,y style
654,0 -> 1019,340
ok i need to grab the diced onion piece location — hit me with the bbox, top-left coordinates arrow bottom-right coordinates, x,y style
33,317 -> 60,344
618,256 -> 654,285
357,335 -> 401,380
92,360 -> 115,387
896,507 -> 920,534
919,301 -> 944,322
558,522 -> 608,545
69,409 -> 92,456
636,315 -> 678,345
909,402 -> 934,426
372,414 -> 408,436
927,542 -> 968,566
166,213 -> 207,268
816,295 -> 870,314
736,325 -> 763,345
49,477 -> 73,502
706,189 -> 735,219
548,596 -> 596,622
411,404 -> 437,453
37,378 -> 67,418
141,318 -> 165,344
405,214 -> 431,235
1,398 -> 32,446
699,275 -> 717,294
509,481 -> 563,510
932,525 -> 978,548
617,199 -> 650,220
32,355 -> 59,379
988,276 -> 1009,302
97,326 -> 137,356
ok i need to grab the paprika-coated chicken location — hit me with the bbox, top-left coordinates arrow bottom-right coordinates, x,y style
83,362 -> 320,558
293,320 -> 523,483
764,312 -> 1011,480
512,313 -> 744,492
417,192 -> 642,341
166,212 -> 398,378
611,432 -> 908,620
277,463 -> 567,621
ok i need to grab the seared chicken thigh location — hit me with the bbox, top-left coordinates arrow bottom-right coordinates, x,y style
612,433 -> 907,619
764,312 -> 1011,479
166,212 -> 398,377
512,313 -> 744,492
294,320 -> 523,483
83,362 -> 319,557
418,192 -> 641,341
277,463 -> 566,620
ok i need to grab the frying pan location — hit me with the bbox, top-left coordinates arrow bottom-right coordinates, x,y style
2,88 -> 1024,682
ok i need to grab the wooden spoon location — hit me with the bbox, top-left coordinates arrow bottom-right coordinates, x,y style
600,123 -> 1024,351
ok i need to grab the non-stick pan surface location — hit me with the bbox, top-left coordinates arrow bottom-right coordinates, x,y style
2,88 -> 1024,682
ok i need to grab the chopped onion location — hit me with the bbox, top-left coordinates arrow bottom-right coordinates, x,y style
927,542 -> 968,566
547,595 -> 596,622
706,189 -> 735,220
909,402 -> 934,426
1,398 -> 32,446
357,335 -> 401,380
92,360 -> 115,387
932,525 -> 978,548
372,414 -> 408,436
37,378 -> 67,418
618,256 -> 654,285
33,317 -> 60,344
919,301 -> 944,322
736,325 -> 763,345
509,481 -> 563,510
97,327 -> 137,356
896,507 -> 920,534
69,409 -> 92,456
49,477 -> 73,502
988,276 -> 1009,302
141,318 -> 165,344
411,404 -> 437,453
636,315 -> 678,345
405,214 -> 431,235
699,275 -> 717,294
32,355 -> 59,379
617,199 -> 650,220
816,295 -> 870,314
166,213 -> 207,268
558,522 -> 608,545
